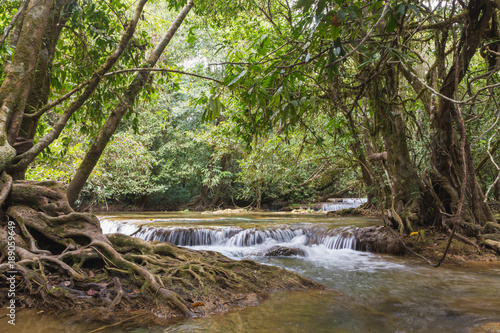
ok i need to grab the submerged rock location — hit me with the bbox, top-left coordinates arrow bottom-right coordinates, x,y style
264,246 -> 306,257
290,208 -> 326,214
327,198 -> 344,202
352,226 -> 405,255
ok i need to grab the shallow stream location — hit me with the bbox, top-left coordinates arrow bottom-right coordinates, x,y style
3,212 -> 500,332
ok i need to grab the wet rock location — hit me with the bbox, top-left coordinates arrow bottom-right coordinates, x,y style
291,208 -> 325,214
264,246 -> 306,257
352,226 -> 405,255
270,201 -> 289,211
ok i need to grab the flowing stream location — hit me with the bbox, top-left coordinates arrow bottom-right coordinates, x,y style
3,212 -> 500,332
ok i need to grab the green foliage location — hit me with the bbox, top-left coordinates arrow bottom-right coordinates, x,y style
16,0 -> 500,211
87,133 -> 158,203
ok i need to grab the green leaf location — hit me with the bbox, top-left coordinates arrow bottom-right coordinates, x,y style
396,4 -> 406,19
274,85 -> 283,96
227,69 -> 248,87
295,0 -> 315,10
316,0 -> 327,16
386,14 -> 397,33
347,5 -> 361,20
407,4 -> 421,18
337,9 -> 348,22
310,96 -> 316,108
331,26 -> 340,41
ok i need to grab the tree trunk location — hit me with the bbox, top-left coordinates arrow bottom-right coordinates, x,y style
11,0 -> 72,180
343,107 -> 376,206
430,0 -> 495,232
0,0 -> 52,173
366,65 -> 426,233
6,0 -> 149,175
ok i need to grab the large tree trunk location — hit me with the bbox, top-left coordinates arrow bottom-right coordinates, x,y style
343,107 -> 376,206
0,0 -> 52,173
370,66 -> 424,233
6,0 -> 149,175
11,0 -> 72,180
429,0 -> 495,233
66,0 -> 195,206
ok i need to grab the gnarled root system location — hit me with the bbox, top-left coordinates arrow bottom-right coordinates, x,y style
0,181 -> 322,318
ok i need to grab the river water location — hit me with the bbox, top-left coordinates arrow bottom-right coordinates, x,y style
2,212 -> 500,332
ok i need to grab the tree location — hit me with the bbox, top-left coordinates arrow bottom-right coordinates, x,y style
208,0 -> 500,251
0,0 -> 317,316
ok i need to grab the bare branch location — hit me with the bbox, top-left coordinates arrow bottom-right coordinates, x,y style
398,60 -> 500,105
408,10 -> 468,31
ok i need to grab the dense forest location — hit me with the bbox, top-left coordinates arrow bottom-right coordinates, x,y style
1,0 -> 500,322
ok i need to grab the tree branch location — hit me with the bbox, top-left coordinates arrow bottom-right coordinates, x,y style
104,68 -> 222,84
8,0 -> 149,173
66,0 -> 195,205
0,0 -> 29,49
23,79 -> 91,119
326,1 -> 390,68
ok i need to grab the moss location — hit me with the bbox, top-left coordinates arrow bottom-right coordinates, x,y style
0,144 -> 16,171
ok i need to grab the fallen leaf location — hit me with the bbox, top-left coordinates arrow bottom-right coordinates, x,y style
87,289 -> 99,296
190,302 -> 204,308
88,270 -> 95,278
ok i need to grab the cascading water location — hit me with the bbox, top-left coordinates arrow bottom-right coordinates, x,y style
12,213 -> 500,333
100,217 -> 357,253
320,198 -> 368,212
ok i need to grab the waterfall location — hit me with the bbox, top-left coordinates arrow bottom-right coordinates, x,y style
100,218 -> 357,251
320,198 -> 367,212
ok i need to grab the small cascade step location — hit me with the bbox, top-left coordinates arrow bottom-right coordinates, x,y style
100,219 -> 357,250
320,198 -> 368,212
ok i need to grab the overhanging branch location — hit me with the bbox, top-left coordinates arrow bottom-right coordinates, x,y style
104,68 -> 222,84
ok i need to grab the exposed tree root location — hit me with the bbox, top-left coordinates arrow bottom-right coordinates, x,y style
0,181 -> 322,319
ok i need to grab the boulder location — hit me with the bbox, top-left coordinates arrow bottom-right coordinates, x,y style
352,226 -> 406,255
264,246 -> 306,257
